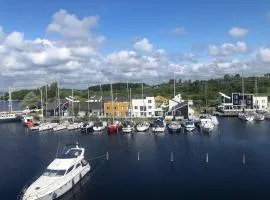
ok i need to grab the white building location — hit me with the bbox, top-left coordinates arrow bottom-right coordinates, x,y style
253,96 -> 268,111
169,94 -> 184,110
132,97 -> 155,118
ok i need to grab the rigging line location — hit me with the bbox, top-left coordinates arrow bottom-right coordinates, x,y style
87,154 -> 107,161
89,157 -> 106,181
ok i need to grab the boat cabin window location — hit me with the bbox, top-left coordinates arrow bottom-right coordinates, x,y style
43,169 -> 66,177
75,163 -> 81,168
60,149 -> 82,159
186,121 -> 194,125
66,165 -> 74,174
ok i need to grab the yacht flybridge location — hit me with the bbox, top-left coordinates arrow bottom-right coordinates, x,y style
19,143 -> 90,200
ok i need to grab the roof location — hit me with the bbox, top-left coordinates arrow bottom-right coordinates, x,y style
47,158 -> 76,170
219,92 -> 231,99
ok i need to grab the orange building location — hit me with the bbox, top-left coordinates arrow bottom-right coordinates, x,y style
104,101 -> 129,118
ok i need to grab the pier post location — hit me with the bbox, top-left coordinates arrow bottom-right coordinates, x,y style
137,152 -> 140,161
206,153 -> 209,164
106,151 -> 109,160
242,153 -> 246,164
170,152 -> 174,162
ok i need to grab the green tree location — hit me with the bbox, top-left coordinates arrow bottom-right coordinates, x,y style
21,91 -> 40,108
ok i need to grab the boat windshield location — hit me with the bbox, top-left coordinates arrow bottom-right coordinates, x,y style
43,169 -> 66,177
186,121 -> 194,125
155,120 -> 164,127
59,149 -> 82,159
94,122 -> 103,126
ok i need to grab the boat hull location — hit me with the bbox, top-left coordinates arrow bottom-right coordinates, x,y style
108,125 -> 122,134
21,164 -> 91,200
122,127 -> 133,133
152,127 -> 166,132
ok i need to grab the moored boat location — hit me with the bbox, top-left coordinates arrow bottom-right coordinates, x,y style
80,122 -> 94,133
19,143 -> 90,200
183,119 -> 196,132
136,121 -> 150,132
238,112 -> 254,122
167,121 -> 181,133
92,121 -> 106,132
67,122 -> 83,130
108,121 -> 122,134
152,118 -> 166,133
122,120 -> 134,133
199,118 -> 214,133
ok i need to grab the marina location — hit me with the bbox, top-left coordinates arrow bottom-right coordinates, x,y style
1,117 -> 270,199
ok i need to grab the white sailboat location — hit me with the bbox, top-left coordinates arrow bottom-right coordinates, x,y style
183,119 -> 196,132
19,143 -> 90,200
167,121 -> 181,133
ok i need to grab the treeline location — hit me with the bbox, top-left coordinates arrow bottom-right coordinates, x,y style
3,74 -> 270,108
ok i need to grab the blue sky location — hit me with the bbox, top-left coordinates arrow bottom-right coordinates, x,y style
0,0 -> 269,88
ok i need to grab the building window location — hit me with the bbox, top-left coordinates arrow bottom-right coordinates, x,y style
140,106 -> 144,111
107,106 -> 109,109
148,100 -> 152,103
134,106 -> 138,109
140,112 -> 144,116
148,112 -> 152,115
114,106 -> 117,110
148,106 -> 152,109
262,100 -> 265,103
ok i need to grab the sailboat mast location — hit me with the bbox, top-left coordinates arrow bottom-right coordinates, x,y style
100,84 -> 103,116
58,82 -> 60,116
130,88 -> 132,120
87,84 -> 89,119
111,83 -> 114,122
174,72 -> 176,98
45,84 -> 48,118
242,75 -> 245,108
255,77 -> 258,109
40,87 -> 43,121
8,87 -> 12,113
205,82 -> 208,108
72,89 -> 74,123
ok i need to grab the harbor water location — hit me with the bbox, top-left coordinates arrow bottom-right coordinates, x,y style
1,117 -> 270,199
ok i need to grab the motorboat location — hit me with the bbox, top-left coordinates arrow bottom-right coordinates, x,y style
38,122 -> 58,131
80,121 -> 94,133
19,143 -> 90,200
183,120 -> 196,132
108,121 -> 122,134
92,121 -> 106,132
122,120 -> 134,133
152,118 -> 166,133
136,121 -> 150,132
208,115 -> 219,125
167,121 -> 181,133
22,116 -> 34,127
53,121 -> 70,131
67,122 -> 84,130
264,112 -> 270,120
238,112 -> 254,122
29,122 -> 40,131
199,118 -> 214,133
252,112 -> 265,121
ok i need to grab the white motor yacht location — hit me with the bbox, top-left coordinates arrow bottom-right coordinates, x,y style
19,143 -> 90,200
92,122 -> 106,132
136,121 -> 150,132
183,120 -> 196,132
93,121 -> 106,132
199,118 -> 214,133
152,118 -> 166,133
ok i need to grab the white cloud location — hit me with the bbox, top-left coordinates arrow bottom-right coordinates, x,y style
133,38 -> 153,53
0,26 -> 5,42
229,27 -> 249,38
258,47 -> 270,62
47,9 -> 99,40
169,27 -> 186,36
4,31 -> 24,49
208,41 -> 248,56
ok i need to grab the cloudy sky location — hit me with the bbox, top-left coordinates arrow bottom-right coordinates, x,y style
0,0 -> 270,89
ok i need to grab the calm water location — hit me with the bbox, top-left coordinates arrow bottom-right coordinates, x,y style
1,118 -> 270,199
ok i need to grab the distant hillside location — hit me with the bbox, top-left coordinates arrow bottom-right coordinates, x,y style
4,74 -> 270,107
